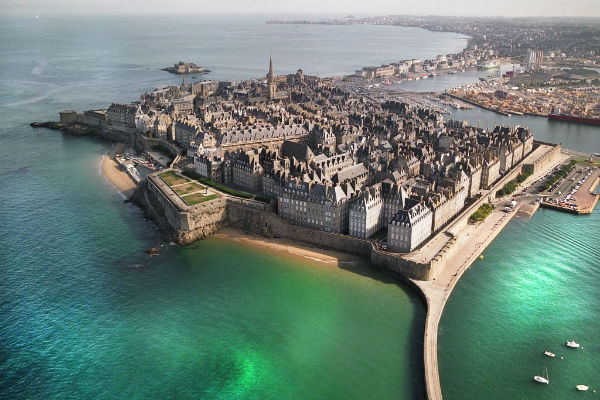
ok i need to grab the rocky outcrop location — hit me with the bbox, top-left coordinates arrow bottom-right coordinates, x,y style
30,121 -> 95,136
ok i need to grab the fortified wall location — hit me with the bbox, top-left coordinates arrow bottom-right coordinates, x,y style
143,176 -> 227,243
139,143 -> 562,282
140,176 -> 435,280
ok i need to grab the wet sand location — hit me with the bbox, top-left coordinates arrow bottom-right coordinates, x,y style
101,142 -> 137,198
215,227 -> 367,269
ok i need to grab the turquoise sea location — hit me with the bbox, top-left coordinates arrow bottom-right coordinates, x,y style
1,14 -> 599,400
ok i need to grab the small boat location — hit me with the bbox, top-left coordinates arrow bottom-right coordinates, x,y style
544,351 -> 555,357
577,385 -> 589,391
566,340 -> 580,348
534,367 -> 549,384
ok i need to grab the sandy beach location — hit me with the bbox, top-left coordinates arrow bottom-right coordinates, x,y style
215,227 -> 367,269
101,142 -> 137,198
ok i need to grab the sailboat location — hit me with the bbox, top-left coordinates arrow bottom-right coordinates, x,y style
534,367 -> 549,384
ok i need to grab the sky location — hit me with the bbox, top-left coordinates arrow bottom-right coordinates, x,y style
1,0 -> 599,17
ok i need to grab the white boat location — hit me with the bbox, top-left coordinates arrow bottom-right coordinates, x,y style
566,340 -> 580,348
544,351 -> 555,357
576,385 -> 589,391
534,367 -> 549,384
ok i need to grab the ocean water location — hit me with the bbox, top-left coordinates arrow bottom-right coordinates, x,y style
439,207 -> 600,399
0,131 -> 425,399
0,14 -> 450,399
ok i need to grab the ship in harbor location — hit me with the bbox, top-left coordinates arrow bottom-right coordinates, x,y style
548,108 -> 600,126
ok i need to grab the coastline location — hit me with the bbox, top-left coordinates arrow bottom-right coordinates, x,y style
215,227 -> 368,269
101,142 -> 137,198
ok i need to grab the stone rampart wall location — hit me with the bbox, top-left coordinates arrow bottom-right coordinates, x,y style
145,176 -> 227,243
226,201 -> 432,280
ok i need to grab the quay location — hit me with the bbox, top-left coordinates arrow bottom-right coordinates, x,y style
540,171 -> 599,214
445,93 -> 512,116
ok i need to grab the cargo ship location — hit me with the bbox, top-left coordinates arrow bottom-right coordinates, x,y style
548,108 -> 600,126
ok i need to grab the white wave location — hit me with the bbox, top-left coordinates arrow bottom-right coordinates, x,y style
31,62 -> 47,76
3,87 -> 62,108
299,255 -> 335,264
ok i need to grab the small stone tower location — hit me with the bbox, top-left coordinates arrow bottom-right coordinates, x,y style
267,55 -> 276,101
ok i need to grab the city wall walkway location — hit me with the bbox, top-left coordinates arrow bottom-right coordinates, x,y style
412,206 -> 518,400
413,151 -> 567,400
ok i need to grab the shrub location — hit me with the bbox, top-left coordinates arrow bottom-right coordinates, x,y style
470,203 -> 495,223
253,195 -> 271,204
541,160 -> 577,191
496,180 -> 518,197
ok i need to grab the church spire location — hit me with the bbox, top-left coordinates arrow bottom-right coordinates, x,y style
267,55 -> 276,101
268,55 -> 274,80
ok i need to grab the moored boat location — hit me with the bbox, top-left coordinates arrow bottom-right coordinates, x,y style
566,340 -> 580,348
548,113 -> 600,126
544,351 -> 555,357
577,385 -> 589,391
534,367 -> 549,384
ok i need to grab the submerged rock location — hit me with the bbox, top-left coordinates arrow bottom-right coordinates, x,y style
145,247 -> 161,256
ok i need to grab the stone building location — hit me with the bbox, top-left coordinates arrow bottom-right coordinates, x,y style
311,152 -> 353,177
232,150 -> 264,192
194,153 -> 223,182
173,120 -> 200,147
106,103 -> 139,134
387,200 -> 433,253
348,184 -> 384,238
278,181 -> 352,234
481,155 -> 501,189
428,185 -> 467,233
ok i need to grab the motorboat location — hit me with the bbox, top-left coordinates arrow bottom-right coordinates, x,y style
543,351 -> 555,357
576,385 -> 589,391
566,340 -> 580,348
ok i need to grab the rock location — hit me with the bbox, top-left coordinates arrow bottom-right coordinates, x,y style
145,247 -> 161,256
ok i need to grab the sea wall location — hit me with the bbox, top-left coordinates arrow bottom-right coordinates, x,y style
140,143 -> 562,281
144,176 -> 227,243
226,200 -> 433,280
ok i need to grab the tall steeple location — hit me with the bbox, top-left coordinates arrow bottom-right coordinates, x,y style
268,55 -> 274,80
267,55 -> 276,101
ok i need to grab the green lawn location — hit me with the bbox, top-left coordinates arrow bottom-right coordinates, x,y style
159,170 -> 190,187
182,193 -> 220,206
173,182 -> 206,196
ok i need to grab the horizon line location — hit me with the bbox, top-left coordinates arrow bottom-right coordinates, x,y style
2,11 -> 600,19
